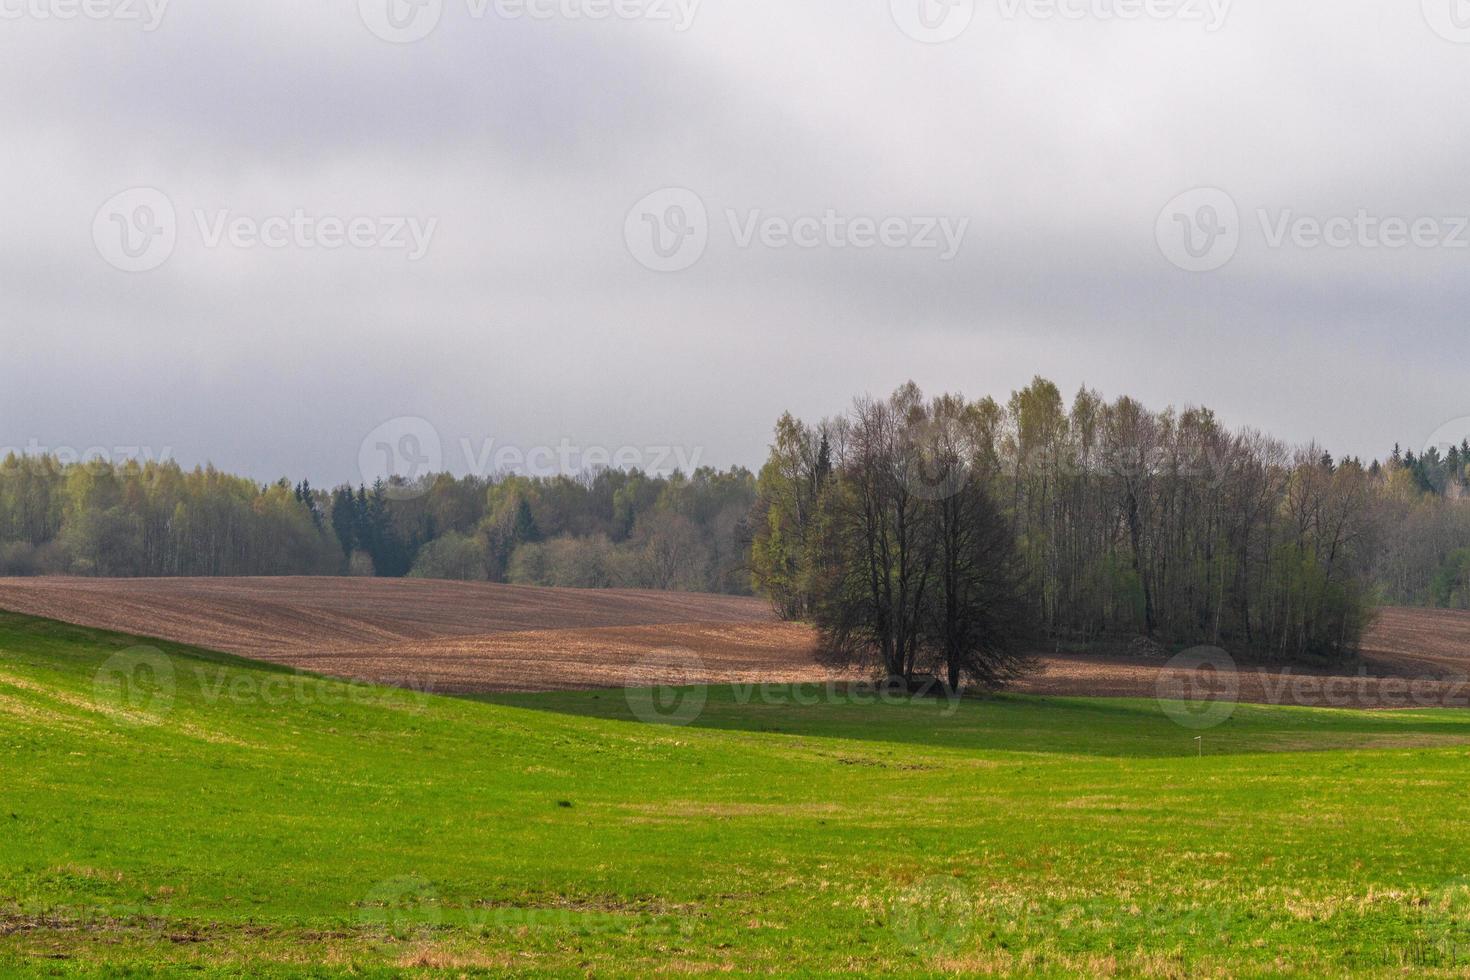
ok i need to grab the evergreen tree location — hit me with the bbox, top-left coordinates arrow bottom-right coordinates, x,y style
329,487 -> 357,563
513,497 -> 541,546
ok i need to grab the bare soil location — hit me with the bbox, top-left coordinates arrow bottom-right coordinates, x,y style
0,577 -> 833,693
1,577 -> 1467,706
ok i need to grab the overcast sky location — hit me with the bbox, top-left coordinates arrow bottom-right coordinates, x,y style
3,0 -> 1468,485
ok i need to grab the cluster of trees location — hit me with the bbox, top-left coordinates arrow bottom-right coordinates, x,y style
382,469 -> 755,593
0,456 -> 754,594
1386,443 -> 1470,497
752,387 -> 1035,690
753,381 -> 1406,677
1369,464 -> 1470,609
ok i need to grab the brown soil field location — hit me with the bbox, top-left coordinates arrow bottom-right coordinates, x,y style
0,577 -> 833,693
1,577 -> 1469,707
1359,606 -> 1470,677
1012,606 -> 1470,709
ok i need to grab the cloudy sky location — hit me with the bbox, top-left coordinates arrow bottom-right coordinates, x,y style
3,0 -> 1468,485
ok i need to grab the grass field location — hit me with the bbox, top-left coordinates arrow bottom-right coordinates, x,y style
6,611 -> 1470,976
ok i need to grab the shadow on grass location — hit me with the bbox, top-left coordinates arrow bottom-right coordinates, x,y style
0,610 -> 294,675
471,683 -> 1470,760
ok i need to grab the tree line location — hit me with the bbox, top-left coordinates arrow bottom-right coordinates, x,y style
0,456 -> 754,594
4,379 -> 1470,662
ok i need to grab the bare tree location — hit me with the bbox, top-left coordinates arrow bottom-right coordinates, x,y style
808,387 -> 1034,690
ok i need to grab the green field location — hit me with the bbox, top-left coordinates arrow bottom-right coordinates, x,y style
5,611 -> 1470,976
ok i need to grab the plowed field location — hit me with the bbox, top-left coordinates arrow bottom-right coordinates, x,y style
2,577 -> 1468,705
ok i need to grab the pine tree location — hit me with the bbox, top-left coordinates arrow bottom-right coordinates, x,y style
512,497 -> 541,545
330,487 -> 357,564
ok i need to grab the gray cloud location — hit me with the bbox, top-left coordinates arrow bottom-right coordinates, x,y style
3,0 -> 1468,484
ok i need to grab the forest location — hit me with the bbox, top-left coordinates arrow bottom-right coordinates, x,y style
0,458 -> 756,595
